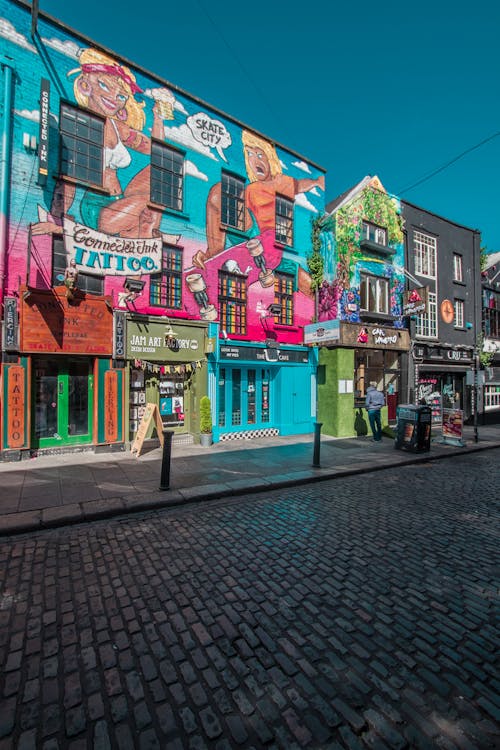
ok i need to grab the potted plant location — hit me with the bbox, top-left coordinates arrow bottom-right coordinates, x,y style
199,395 -> 213,447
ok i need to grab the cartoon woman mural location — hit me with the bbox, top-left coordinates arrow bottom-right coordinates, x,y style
70,48 -> 172,238
192,131 -> 325,270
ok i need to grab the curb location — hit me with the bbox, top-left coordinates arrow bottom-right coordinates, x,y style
1,441 -> 498,538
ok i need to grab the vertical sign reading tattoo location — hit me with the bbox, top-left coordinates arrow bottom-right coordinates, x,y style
104,370 -> 118,442
7,366 -> 25,448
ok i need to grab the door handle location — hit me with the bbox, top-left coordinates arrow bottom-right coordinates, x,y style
58,382 -> 63,395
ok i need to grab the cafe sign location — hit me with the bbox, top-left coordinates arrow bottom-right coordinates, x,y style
340,322 -> 410,351
402,286 -> 428,317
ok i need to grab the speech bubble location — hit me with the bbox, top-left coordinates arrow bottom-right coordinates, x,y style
187,112 -> 232,161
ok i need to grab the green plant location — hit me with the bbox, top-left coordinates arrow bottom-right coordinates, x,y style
199,396 -> 212,433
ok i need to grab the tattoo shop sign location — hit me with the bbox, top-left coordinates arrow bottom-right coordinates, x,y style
63,218 -> 162,276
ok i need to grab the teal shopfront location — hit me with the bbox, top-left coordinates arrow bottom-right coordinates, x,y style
212,343 -> 316,441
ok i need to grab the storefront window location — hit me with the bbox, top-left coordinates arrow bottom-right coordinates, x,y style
218,368 -> 226,426
247,369 -> 256,424
354,349 -> 400,420
261,370 -> 270,422
232,369 -> 241,425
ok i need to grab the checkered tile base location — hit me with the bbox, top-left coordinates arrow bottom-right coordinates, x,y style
219,428 -> 280,441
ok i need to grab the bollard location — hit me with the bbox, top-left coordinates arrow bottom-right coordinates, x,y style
312,421 -> 323,468
159,430 -> 174,491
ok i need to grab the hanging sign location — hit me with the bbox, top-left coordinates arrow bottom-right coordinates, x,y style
6,366 -> 26,449
3,297 -> 19,351
38,78 -> 50,183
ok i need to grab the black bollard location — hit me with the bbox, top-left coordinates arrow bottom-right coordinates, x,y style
159,430 -> 174,491
312,421 -> 323,468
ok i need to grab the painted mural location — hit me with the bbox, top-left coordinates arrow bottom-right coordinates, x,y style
318,176 -> 405,327
0,0 -> 325,345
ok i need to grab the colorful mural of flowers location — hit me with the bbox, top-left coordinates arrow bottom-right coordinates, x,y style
327,176 -> 406,326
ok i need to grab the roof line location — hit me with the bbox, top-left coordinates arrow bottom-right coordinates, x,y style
17,0 -> 325,172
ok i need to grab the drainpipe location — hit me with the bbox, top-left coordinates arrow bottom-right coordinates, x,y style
0,56 -> 15,303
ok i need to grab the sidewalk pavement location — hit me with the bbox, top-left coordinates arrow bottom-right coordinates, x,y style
1,424 -> 499,536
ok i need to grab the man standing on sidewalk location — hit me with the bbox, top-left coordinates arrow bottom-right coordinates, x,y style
365,381 -> 385,442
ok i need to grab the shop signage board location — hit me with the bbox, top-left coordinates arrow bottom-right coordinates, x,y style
402,286 -> 428,317
38,78 -> 50,183
440,408 -> 465,447
3,297 -> 18,351
126,320 -> 205,362
131,403 -> 164,457
104,371 -> 119,443
304,319 -> 340,345
20,287 -> 113,355
6,366 -> 26,449
340,322 -> 410,351
219,345 -> 309,364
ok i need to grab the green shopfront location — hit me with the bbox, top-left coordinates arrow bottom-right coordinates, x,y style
124,317 -> 209,444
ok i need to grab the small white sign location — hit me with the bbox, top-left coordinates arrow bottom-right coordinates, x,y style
304,319 -> 340,345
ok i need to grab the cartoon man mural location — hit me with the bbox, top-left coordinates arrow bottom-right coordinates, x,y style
192,131 -> 324,270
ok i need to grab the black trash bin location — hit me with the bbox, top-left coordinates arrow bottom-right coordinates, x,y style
394,404 -> 432,453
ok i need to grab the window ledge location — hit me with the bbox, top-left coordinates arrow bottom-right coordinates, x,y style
453,280 -> 466,287
274,324 -> 299,332
219,225 -> 249,241
148,202 -> 189,221
273,240 -> 294,251
360,311 -> 395,323
360,239 -> 396,257
60,174 -> 109,196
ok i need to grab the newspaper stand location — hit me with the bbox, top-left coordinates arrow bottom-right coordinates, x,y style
394,404 -> 432,453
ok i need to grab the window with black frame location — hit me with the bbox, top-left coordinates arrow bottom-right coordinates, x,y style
151,142 -> 184,211
150,244 -> 183,308
221,172 -> 246,230
60,104 -> 104,185
52,237 -> 103,295
218,270 -> 247,334
275,195 -> 293,245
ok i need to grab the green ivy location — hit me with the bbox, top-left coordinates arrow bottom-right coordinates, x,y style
334,185 -> 403,289
307,214 -> 331,291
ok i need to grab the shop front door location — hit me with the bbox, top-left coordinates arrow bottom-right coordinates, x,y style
218,367 -> 272,432
33,358 -> 93,447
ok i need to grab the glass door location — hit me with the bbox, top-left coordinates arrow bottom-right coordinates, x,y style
218,367 -> 272,431
33,358 -> 93,447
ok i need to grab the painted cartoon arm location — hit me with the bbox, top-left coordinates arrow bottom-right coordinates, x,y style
294,174 -> 325,194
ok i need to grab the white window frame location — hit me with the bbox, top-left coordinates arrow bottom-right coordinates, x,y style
414,231 -> 437,279
360,273 -> 389,314
362,221 -> 387,246
416,291 -> 437,338
454,299 -> 464,328
484,385 -> 500,411
453,253 -> 463,282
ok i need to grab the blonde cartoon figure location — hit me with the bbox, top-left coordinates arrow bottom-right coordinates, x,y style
192,130 -> 324,269
69,48 -> 173,238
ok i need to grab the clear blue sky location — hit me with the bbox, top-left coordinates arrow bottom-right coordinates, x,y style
37,0 -> 499,252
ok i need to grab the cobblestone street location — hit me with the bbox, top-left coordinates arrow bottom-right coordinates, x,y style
0,450 -> 499,749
